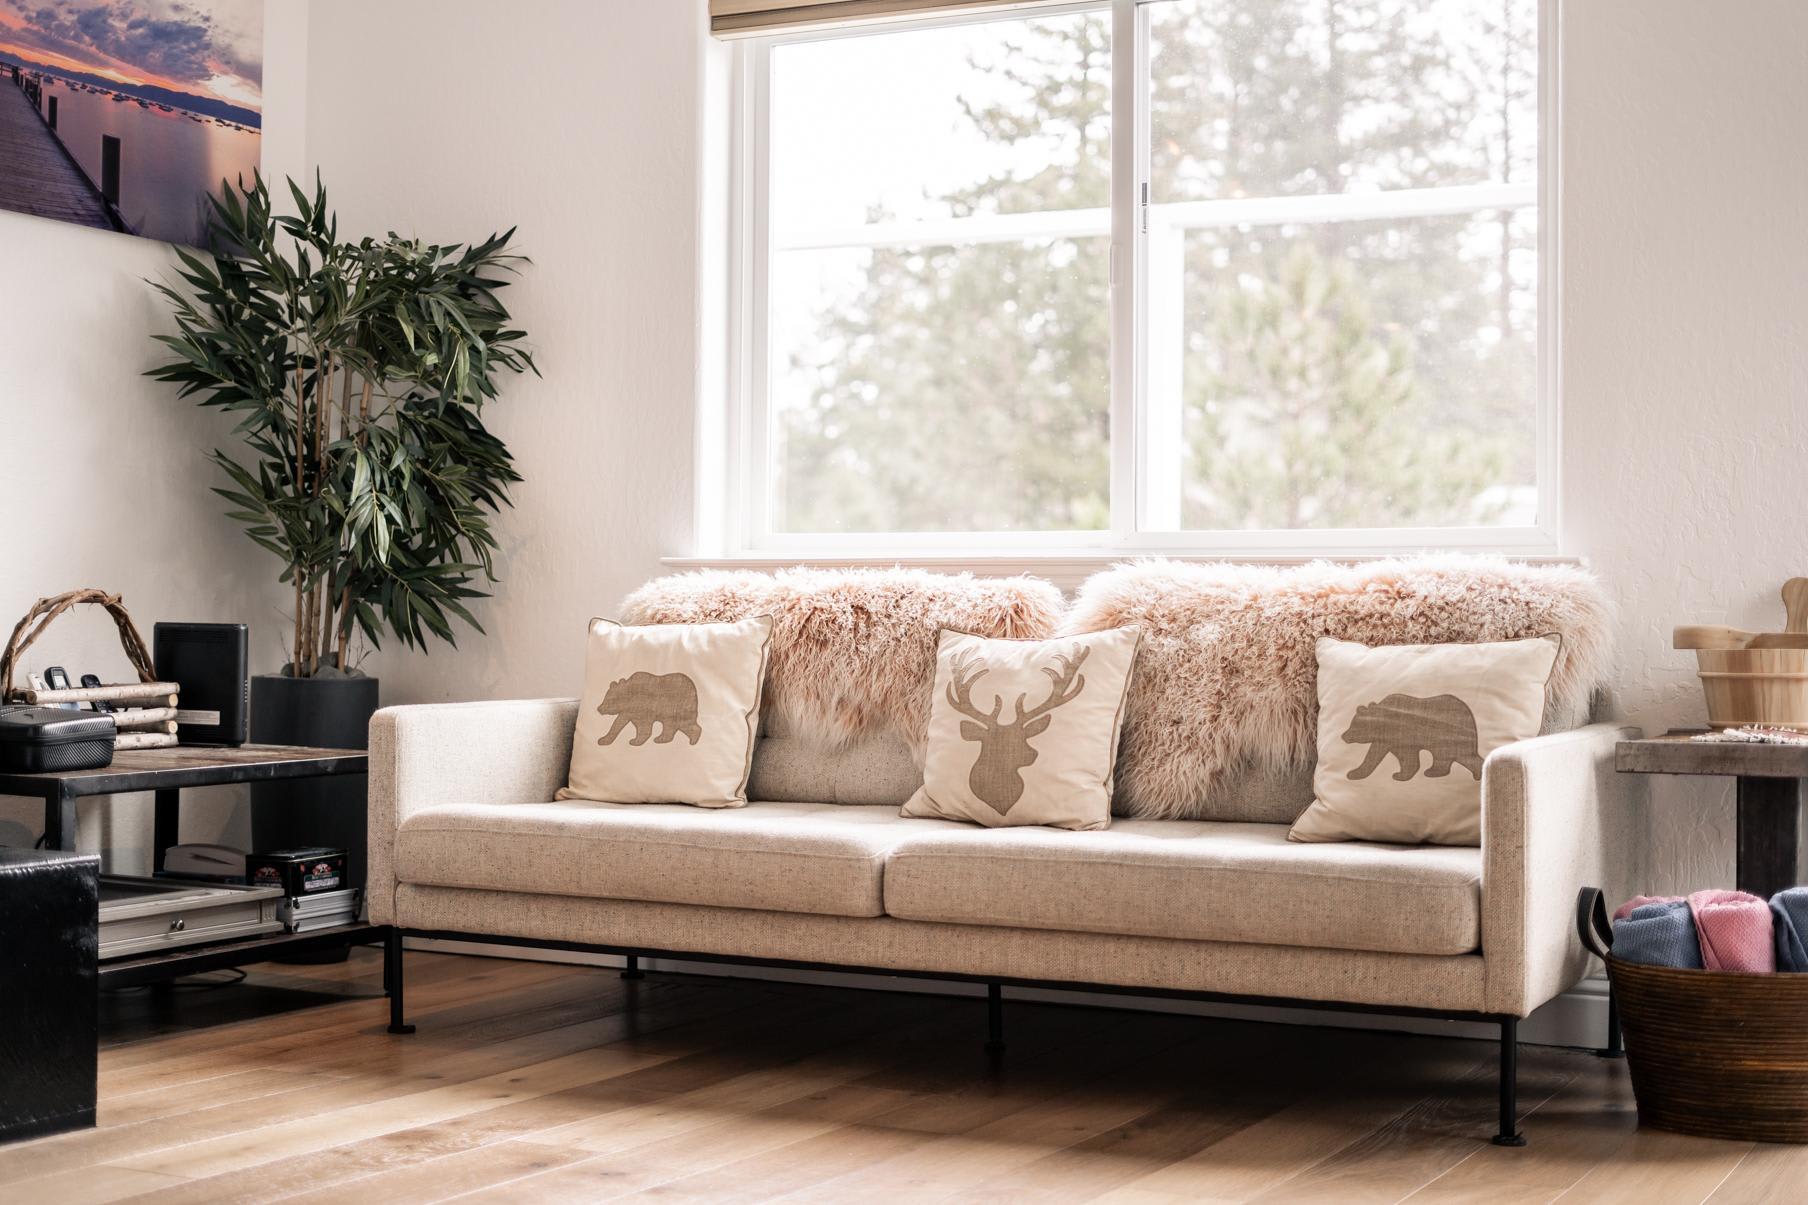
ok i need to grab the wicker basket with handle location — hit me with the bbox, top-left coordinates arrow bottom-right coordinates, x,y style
1,590 -> 179,743
1579,886 -> 1808,1143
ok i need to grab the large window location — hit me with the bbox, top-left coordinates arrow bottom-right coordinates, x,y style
728,0 -> 1550,554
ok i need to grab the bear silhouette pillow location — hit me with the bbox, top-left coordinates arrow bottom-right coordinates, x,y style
560,615 -> 772,808
1289,635 -> 1560,846
903,627 -> 1141,830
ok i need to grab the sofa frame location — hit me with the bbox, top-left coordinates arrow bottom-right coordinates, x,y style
381,924 -> 1621,1148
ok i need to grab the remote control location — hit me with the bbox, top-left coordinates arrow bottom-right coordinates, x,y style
44,666 -> 79,710
80,673 -> 112,713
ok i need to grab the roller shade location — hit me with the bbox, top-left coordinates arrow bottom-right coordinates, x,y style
710,1 -> 1067,39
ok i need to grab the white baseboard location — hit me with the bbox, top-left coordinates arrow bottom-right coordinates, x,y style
407,937 -> 1611,1051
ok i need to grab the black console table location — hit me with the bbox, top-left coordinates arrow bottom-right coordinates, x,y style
1617,730 -> 1808,899
0,744 -> 385,986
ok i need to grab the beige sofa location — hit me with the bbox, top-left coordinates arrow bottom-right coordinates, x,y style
369,690 -> 1634,1148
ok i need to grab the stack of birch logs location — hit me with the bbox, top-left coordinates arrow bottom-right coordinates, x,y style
15,680 -> 181,749
2,589 -> 181,750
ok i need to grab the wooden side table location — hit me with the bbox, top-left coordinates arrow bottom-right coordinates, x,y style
1616,730 -> 1808,898
0,744 -> 385,986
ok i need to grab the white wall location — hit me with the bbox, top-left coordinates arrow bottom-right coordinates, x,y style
304,0 -> 703,708
0,3 -> 308,868
1562,0 -> 1808,893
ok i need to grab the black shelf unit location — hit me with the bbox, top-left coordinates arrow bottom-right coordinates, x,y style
2,744 -> 383,984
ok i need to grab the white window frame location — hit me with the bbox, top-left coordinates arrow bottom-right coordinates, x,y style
710,0 -> 1561,560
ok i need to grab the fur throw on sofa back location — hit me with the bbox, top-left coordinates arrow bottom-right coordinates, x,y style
1061,557 -> 1614,821
621,567 -> 1064,748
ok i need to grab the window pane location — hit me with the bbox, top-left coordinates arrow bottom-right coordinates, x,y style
1171,211 -> 1537,530
1144,0 -> 1539,532
1149,0 -> 1538,202
766,11 -> 1112,535
771,236 -> 1111,534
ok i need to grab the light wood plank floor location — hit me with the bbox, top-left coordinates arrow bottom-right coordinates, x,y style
3,948 -> 1800,1203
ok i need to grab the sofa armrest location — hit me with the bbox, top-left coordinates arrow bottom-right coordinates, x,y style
1481,721 -> 1641,1016
366,698 -> 578,924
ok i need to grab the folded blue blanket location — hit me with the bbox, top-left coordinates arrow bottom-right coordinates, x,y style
1612,900 -> 1704,969
1772,888 -> 1808,972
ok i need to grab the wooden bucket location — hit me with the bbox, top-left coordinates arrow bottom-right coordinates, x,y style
1693,648 -> 1808,729
1675,578 -> 1808,730
1580,888 -> 1808,1143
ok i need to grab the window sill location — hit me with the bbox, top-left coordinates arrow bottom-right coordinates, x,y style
663,550 -> 1581,593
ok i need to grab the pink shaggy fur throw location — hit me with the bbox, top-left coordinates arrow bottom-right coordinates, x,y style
1061,557 -> 1614,820
620,567 -> 1064,748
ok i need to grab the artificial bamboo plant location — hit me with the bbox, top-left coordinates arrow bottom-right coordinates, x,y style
148,174 -> 536,677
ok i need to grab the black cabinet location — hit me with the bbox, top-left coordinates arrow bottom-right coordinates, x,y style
0,848 -> 98,1143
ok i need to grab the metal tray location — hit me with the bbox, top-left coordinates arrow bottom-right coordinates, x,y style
99,876 -> 283,960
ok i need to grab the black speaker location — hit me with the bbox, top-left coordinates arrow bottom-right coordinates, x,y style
152,623 -> 248,746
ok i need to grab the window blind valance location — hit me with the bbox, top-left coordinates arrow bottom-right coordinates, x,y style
709,0 -> 1066,40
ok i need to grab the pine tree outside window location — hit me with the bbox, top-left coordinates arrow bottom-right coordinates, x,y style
718,0 -> 1552,557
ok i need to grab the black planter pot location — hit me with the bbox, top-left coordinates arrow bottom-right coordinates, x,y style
249,673 -> 379,908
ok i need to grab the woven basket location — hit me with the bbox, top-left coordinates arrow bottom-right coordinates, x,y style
1,589 -> 171,707
1579,887 -> 1808,1143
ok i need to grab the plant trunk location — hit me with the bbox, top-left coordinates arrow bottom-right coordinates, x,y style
314,353 -> 331,498
307,577 -> 323,677
298,571 -> 314,678
317,571 -> 332,671
334,586 -> 353,671
291,362 -> 306,498
340,361 -> 354,444
292,573 -> 306,675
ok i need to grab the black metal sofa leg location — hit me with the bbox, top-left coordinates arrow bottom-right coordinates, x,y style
1493,1017 -> 1525,1146
386,929 -> 416,1035
985,982 -> 1005,1054
622,954 -> 645,981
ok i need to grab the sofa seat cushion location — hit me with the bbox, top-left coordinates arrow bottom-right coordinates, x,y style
883,821 -> 1482,956
395,801 -> 963,918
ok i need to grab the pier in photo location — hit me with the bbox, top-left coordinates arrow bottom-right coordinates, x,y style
0,69 -> 117,232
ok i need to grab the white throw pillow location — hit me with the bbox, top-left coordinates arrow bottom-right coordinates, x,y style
903,627 -> 1140,830
559,616 -> 772,808
1289,635 -> 1560,846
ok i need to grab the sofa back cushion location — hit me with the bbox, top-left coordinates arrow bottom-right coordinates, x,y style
1062,557 -> 1612,823
746,709 -> 922,806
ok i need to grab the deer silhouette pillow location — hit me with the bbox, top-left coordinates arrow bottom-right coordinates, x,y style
560,615 -> 772,808
903,628 -> 1141,830
1289,635 -> 1561,846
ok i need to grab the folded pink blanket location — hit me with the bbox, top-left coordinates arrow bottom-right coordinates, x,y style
1615,894 -> 1681,921
1689,889 -> 1777,972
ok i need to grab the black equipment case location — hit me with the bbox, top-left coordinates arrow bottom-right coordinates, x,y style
0,706 -> 115,773
246,847 -> 350,896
